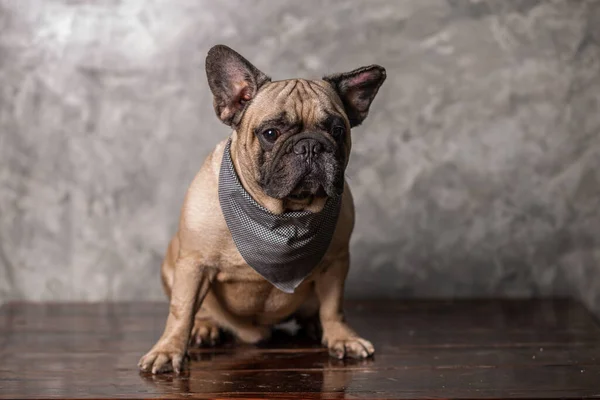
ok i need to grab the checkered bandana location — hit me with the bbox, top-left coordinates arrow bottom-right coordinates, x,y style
218,139 -> 342,293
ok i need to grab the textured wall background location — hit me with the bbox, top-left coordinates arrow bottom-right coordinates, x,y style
1,0 -> 599,313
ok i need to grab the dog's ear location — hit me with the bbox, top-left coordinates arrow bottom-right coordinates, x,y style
205,45 -> 271,127
323,65 -> 386,127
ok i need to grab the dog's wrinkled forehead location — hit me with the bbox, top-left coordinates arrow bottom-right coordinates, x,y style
205,44 -> 386,130
241,79 -> 346,130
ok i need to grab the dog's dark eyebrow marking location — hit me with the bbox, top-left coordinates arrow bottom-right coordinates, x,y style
254,112 -> 303,135
316,112 -> 345,132
253,113 -> 290,134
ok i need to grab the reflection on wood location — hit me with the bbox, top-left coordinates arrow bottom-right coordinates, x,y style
1,299 -> 599,399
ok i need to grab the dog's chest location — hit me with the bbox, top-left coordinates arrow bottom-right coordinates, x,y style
211,279 -> 313,323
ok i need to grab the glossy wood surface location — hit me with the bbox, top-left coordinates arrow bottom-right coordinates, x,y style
1,299 -> 599,399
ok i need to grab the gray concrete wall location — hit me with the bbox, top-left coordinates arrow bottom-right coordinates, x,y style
1,1 -> 599,313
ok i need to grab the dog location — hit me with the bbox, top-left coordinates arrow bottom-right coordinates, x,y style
138,45 -> 386,374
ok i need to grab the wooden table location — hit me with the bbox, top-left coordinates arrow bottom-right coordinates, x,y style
1,299 -> 599,399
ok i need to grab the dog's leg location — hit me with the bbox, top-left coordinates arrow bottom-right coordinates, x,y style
315,252 -> 374,359
294,294 -> 322,341
159,237 -> 223,348
138,255 -> 215,374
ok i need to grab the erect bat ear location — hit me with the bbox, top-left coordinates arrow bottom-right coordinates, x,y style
323,65 -> 386,127
205,45 -> 271,127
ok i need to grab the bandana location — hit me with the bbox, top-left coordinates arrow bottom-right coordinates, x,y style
218,139 -> 342,293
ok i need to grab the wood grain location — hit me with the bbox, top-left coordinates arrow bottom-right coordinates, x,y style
1,299 -> 599,399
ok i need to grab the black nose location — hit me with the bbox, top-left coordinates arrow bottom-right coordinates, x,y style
293,138 -> 322,162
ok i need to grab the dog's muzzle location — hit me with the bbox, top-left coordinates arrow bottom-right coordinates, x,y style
281,132 -> 335,164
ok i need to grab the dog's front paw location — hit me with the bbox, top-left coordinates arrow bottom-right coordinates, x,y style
322,322 -> 374,359
325,336 -> 375,359
138,342 -> 186,374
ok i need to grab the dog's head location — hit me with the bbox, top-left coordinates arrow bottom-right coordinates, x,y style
206,45 -> 386,213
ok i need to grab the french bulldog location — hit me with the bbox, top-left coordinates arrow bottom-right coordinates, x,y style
138,45 -> 386,374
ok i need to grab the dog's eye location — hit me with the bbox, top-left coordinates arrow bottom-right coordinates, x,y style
262,129 -> 280,143
331,126 -> 345,140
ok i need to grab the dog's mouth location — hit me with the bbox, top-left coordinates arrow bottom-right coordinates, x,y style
286,186 -> 327,203
288,191 -> 312,201
260,147 -> 345,202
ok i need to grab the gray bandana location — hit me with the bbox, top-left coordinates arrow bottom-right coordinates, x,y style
218,139 -> 342,293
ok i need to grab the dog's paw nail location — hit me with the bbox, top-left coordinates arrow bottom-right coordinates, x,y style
327,336 -> 374,360
138,357 -> 153,372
